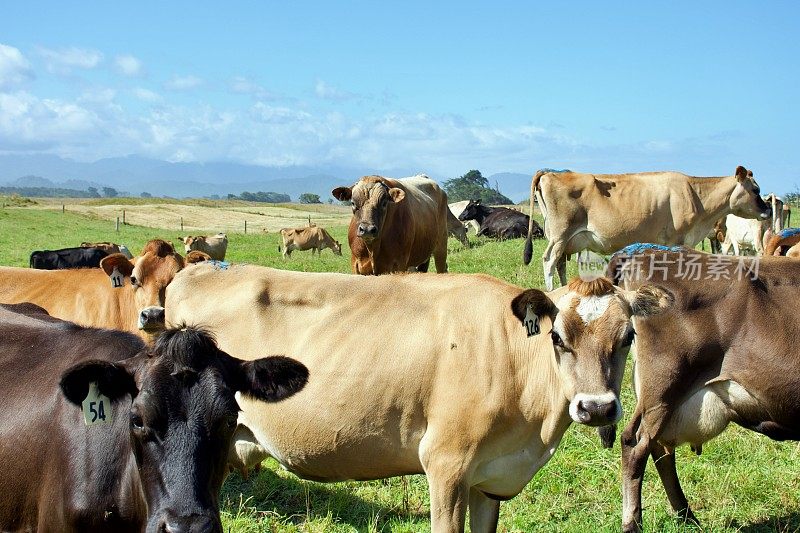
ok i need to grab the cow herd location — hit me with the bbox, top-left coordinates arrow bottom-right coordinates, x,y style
0,165 -> 798,532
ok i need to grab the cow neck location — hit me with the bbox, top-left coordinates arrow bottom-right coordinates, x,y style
688,174 -> 739,228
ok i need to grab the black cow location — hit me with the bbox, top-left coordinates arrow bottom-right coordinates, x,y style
29,246 -> 109,269
457,199 -> 544,240
0,303 -> 308,533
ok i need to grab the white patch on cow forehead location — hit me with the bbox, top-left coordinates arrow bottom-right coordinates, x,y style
575,294 -> 614,324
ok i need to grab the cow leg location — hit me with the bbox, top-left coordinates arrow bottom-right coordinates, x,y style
541,240 -> 561,291
426,473 -> 469,533
468,488 -> 500,533
621,411 -> 648,533
650,444 -> 698,525
434,238 -> 449,273
557,254 -> 568,287
417,259 -> 431,273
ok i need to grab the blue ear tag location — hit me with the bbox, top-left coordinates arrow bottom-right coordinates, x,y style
524,305 -> 540,337
82,382 -> 112,426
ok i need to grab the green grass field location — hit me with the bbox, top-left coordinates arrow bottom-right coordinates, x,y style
1,201 -> 799,532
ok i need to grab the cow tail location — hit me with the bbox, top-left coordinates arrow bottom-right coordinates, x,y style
523,170 -> 546,266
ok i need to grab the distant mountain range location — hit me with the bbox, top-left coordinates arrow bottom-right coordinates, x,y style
0,154 -> 534,203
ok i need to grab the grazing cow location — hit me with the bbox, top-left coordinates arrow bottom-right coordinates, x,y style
279,226 -> 342,258
449,200 -> 481,233
29,246 -> 109,270
524,166 -> 772,290
0,239 -> 184,337
0,303 -> 307,533
446,209 -> 470,246
605,247 -> 800,532
458,199 -> 543,240
180,233 -> 228,260
763,227 -> 800,256
332,174 -> 450,275
81,241 -> 122,255
164,264 -> 673,532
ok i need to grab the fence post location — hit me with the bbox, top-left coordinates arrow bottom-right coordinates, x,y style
244,220 -> 247,234
115,217 -> 120,232
122,209 -> 126,225
180,217 -> 184,231
62,203 -> 65,214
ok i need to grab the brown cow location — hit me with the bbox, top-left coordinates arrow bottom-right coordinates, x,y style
606,246 -> 800,532
763,227 -> 800,256
332,174 -> 450,275
279,226 -> 342,258
0,239 -> 184,338
81,241 -> 121,254
180,233 -> 228,260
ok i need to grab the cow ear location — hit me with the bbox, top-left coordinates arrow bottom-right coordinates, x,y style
735,166 -> 748,182
60,360 -> 138,405
388,188 -> 405,203
235,355 -> 308,402
511,289 -> 557,324
186,250 -> 211,264
624,285 -> 674,317
332,187 -> 352,202
100,253 -> 134,277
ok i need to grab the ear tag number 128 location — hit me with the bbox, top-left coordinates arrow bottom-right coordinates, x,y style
110,267 -> 124,289
524,304 -> 540,337
82,381 -> 112,426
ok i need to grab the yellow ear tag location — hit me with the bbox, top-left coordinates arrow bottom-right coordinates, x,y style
110,267 -> 124,289
82,382 -> 112,426
524,304 -> 540,337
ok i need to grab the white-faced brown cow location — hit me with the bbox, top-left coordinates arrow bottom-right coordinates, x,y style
279,226 -> 342,258
332,174 -> 450,275
606,246 -> 800,532
180,233 -> 228,261
0,239 -> 184,338
163,264 -> 672,532
524,166 -> 771,290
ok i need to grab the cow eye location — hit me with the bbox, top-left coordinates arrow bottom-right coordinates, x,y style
130,413 -> 144,431
551,330 -> 565,348
130,276 -> 138,287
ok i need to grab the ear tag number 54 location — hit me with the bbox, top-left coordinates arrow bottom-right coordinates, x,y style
82,381 -> 112,426
524,304 -> 540,337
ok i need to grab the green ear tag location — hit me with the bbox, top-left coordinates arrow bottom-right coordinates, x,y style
82,382 -> 112,426
524,304 -> 540,337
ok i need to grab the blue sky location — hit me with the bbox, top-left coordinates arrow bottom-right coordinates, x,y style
0,1 -> 798,192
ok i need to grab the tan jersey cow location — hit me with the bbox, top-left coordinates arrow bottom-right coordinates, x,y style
0,239 -> 184,338
279,226 -> 342,258
332,174 -> 450,274
524,166 -> 771,290
164,266 -> 672,532
180,233 -> 228,260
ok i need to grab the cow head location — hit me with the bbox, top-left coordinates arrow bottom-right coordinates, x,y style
332,177 -> 405,242
180,236 -> 198,254
730,166 -> 771,220
457,199 -> 488,222
332,240 -> 343,255
513,277 -> 673,427
60,326 -> 308,533
100,239 -> 185,333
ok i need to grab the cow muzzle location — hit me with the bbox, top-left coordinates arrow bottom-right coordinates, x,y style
356,223 -> 378,240
759,206 -> 773,220
151,510 -> 221,533
139,306 -> 166,332
569,392 -> 622,426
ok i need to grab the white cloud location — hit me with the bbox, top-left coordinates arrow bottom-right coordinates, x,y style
114,54 -> 143,77
230,76 -> 278,100
0,44 -> 34,89
165,75 -> 203,91
132,87 -> 162,102
37,46 -> 103,74
314,80 -> 356,101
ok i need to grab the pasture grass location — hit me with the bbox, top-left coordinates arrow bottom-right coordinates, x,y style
1,201 -> 799,532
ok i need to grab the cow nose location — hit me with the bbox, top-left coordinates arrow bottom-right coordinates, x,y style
158,513 -> 220,533
357,224 -> 378,238
761,206 -> 773,220
575,398 -> 619,426
138,306 -> 166,331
